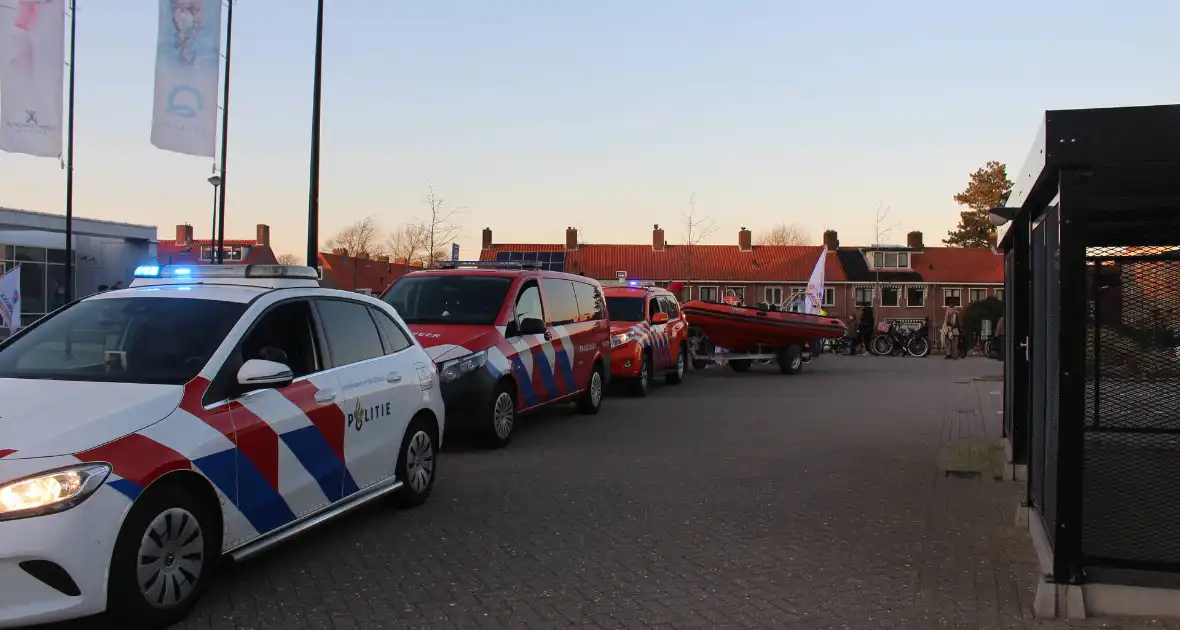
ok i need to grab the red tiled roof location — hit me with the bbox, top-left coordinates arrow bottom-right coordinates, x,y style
317,252 -> 419,293
911,247 -> 1003,283
480,244 -> 845,282
156,239 -> 276,265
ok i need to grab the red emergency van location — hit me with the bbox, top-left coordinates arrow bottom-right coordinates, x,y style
381,262 -> 611,448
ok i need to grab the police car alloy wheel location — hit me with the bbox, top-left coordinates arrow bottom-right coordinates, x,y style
395,416 -> 438,507
107,484 -> 219,627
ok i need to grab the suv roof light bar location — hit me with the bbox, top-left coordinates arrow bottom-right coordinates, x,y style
432,260 -> 541,270
133,264 -> 321,280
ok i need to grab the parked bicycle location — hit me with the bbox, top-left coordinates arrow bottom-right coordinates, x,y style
871,321 -> 931,357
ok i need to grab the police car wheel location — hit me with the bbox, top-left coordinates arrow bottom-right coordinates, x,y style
481,383 -> 516,449
395,415 -> 438,508
577,364 -> 605,415
666,346 -> 687,385
630,353 -> 650,397
107,483 -> 219,629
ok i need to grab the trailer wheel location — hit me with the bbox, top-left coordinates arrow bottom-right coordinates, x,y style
778,345 -> 803,375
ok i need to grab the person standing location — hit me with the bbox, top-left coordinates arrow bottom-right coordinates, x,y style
943,306 -> 962,359
858,305 -> 875,355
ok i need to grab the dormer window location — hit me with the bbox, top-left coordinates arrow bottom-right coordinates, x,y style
870,250 -> 910,270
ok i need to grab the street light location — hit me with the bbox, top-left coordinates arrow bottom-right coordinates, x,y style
208,174 -> 222,261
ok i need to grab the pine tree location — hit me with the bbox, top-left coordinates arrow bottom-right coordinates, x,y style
944,161 -> 1013,248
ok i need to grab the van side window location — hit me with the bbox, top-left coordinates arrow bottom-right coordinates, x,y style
591,285 -> 607,320
513,281 -> 544,331
648,296 -> 662,319
571,281 -> 601,323
541,278 -> 579,326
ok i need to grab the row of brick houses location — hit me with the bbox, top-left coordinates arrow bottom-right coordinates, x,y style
477,225 -> 1005,328
157,224 -> 424,294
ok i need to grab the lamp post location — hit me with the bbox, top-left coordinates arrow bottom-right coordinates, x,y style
208,174 -> 222,262
306,0 -> 325,269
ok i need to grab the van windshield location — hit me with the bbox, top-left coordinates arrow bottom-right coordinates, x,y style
605,297 -> 645,322
384,276 -> 512,326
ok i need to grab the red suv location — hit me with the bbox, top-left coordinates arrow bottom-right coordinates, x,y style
381,263 -> 611,448
603,285 -> 689,396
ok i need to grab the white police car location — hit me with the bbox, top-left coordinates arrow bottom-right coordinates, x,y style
0,264 -> 444,628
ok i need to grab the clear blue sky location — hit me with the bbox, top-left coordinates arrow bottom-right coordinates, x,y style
3,0 -> 1178,258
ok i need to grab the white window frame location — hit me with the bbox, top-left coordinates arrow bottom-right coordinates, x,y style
968,288 -> 988,304
764,286 -> 783,305
698,285 -> 720,302
879,285 -> 901,308
726,286 -> 745,304
906,285 -> 927,308
822,287 -> 835,307
867,250 -> 911,270
853,286 -> 876,306
943,288 -> 962,307
994,288 -> 1004,301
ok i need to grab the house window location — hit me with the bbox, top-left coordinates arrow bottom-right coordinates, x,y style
726,286 -> 745,304
869,251 -> 910,270
699,286 -> 719,302
200,246 -> 244,262
968,288 -> 987,303
880,287 -> 900,307
994,288 -> 1004,302
764,286 -> 783,305
822,287 -> 835,307
907,286 -> 926,307
872,252 -> 884,268
854,287 -> 874,306
944,288 -> 962,307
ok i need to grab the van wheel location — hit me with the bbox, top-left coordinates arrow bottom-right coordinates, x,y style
481,382 -> 516,449
666,346 -> 687,385
630,353 -> 650,397
577,364 -> 605,415
106,484 -> 219,629
394,415 -> 438,508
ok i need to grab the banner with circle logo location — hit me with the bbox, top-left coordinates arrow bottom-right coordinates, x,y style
150,0 -> 222,157
0,0 -> 66,158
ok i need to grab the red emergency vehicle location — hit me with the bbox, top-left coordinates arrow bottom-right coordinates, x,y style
381,262 -> 611,448
603,283 -> 689,396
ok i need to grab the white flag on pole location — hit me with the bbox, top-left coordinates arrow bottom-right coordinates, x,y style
0,266 -> 21,333
803,246 -> 828,315
0,0 -> 65,158
150,0 -> 221,157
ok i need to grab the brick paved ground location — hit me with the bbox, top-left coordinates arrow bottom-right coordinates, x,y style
51,356 -> 1180,629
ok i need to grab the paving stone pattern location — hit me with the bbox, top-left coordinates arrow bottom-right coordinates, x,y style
51,357 -> 1180,629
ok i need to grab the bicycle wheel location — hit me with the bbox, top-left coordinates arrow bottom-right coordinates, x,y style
906,336 -> 931,358
871,335 -> 893,355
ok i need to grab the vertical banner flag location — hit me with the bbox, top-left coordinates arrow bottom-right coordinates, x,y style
803,246 -> 828,314
0,266 -> 21,333
450,243 -> 459,262
0,0 -> 66,158
151,0 -> 221,156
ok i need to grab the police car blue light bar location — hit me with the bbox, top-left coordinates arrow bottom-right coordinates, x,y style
134,264 -> 320,280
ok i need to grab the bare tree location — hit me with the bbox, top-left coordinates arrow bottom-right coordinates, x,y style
422,185 -> 462,266
325,216 -> 387,257
868,202 -> 900,305
276,253 -> 301,265
386,222 -> 430,264
757,222 -> 811,246
682,193 -> 717,300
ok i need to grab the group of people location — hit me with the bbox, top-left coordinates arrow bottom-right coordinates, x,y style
840,303 -> 1002,360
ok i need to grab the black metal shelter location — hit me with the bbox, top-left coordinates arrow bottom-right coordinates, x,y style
999,104 -> 1180,586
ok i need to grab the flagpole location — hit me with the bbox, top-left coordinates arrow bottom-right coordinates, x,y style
215,0 -> 235,264
306,0 -> 324,269
63,0 -> 77,303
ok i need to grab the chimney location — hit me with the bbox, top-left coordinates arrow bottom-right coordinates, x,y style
823,229 -> 839,250
175,224 -> 193,245
652,224 -> 665,251
255,224 -> 271,247
906,230 -> 924,250
332,247 -> 348,257
565,226 -> 578,251
375,254 -> 390,262
738,227 -> 752,252
481,227 -> 493,250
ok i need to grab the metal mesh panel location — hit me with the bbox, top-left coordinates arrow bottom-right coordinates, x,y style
1043,209 -> 1061,541
1030,217 -> 1048,535
1083,242 -> 1180,565
1004,250 -> 1015,440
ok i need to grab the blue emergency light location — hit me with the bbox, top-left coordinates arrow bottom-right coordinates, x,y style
134,265 -> 160,277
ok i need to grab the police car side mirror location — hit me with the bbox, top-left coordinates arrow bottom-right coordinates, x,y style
237,359 -> 295,390
518,317 -> 547,336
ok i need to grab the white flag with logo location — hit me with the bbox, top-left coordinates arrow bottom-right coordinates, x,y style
150,0 -> 221,157
803,246 -> 827,315
0,266 -> 21,333
0,0 -> 65,158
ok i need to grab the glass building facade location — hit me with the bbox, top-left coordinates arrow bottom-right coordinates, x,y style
0,244 -> 75,327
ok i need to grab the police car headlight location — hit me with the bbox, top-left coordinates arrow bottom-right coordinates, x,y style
438,350 -> 488,384
0,464 -> 110,522
611,332 -> 633,348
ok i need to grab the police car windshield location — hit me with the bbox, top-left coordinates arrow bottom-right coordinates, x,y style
384,276 -> 512,326
0,297 -> 246,385
605,297 -> 645,322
